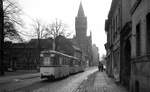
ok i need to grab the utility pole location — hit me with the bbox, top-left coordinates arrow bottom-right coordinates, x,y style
0,0 -> 4,75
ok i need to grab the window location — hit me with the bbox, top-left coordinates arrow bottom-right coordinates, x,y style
118,7 -> 121,30
136,23 -> 141,56
59,56 -> 63,65
116,16 -> 118,33
146,13 -> 150,54
42,57 -> 51,66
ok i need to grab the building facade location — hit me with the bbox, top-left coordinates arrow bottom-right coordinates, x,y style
105,0 -> 132,89
120,0 -> 132,89
3,38 -> 53,70
74,2 -> 93,67
92,44 -> 99,66
105,0 -> 121,81
105,0 -> 150,91
130,0 -> 150,92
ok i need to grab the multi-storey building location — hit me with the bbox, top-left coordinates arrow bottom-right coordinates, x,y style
92,44 -> 99,66
120,0 -> 132,89
105,0 -> 121,81
105,0 -> 150,91
105,0 -> 132,89
130,0 -> 150,92
73,2 -> 93,67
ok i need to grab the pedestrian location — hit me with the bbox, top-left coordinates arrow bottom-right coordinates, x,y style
98,62 -> 102,71
98,64 -> 100,71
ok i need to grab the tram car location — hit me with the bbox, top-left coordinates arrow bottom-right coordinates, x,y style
40,50 -> 84,79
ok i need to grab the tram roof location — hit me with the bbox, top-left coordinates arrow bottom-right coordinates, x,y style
41,50 -> 79,59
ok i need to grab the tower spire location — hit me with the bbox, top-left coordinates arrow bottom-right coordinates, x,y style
77,1 -> 85,17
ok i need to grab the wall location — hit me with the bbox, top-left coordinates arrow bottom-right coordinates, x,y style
130,0 -> 150,91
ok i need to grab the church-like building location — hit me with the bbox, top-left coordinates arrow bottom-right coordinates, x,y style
71,2 -> 93,67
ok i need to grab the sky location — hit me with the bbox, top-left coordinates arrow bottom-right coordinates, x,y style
18,0 -> 112,59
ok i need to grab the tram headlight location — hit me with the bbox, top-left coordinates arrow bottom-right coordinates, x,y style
40,54 -> 43,57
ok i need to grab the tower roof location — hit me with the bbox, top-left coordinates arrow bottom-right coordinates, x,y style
77,2 -> 85,17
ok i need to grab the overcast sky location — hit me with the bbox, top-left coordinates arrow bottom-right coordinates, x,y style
18,0 -> 112,58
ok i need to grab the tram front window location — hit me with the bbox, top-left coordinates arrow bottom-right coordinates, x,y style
41,53 -> 59,66
41,56 -> 55,66
43,57 -> 50,65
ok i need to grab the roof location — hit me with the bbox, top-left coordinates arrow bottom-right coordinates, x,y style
41,50 -> 79,60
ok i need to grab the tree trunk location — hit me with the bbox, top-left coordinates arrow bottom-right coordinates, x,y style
53,39 -> 56,50
37,38 -> 40,68
0,0 -> 4,75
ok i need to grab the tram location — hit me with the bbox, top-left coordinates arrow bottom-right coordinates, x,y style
40,50 -> 84,79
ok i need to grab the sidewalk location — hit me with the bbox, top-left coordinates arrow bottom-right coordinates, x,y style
76,71 -> 128,92
0,70 -> 40,84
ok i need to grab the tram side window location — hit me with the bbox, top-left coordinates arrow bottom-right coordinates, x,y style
62,57 -> 65,65
72,59 -> 76,66
76,60 -> 79,66
59,56 -> 63,65
53,55 -> 59,65
63,57 -> 67,65
66,58 -> 69,65
78,60 -> 81,66
75,60 -> 78,65
79,60 -> 81,66
69,59 -> 73,66
64,57 -> 68,65
73,59 -> 75,65
76,59 -> 80,66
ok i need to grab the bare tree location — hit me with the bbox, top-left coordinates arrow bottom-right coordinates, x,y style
32,19 -> 47,40
32,19 -> 47,67
0,0 -> 22,75
32,19 -> 71,51
46,19 -> 71,50
3,0 -> 23,41
31,19 -> 72,67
